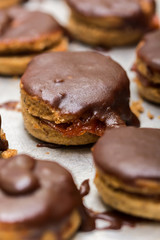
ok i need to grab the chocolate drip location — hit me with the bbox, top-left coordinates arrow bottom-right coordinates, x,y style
89,209 -> 138,230
79,179 -> 138,231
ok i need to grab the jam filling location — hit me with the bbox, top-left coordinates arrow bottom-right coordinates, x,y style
41,117 -> 106,137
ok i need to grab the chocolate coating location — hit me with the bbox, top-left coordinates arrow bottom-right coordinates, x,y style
21,52 -> 138,127
0,7 -> 60,43
138,30 -> 160,72
0,154 -> 80,225
93,127 -> 160,183
66,0 -> 154,20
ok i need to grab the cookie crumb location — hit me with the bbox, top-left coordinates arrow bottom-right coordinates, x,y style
46,152 -> 50,154
147,111 -> 154,120
1,149 -> 18,159
130,100 -> 144,118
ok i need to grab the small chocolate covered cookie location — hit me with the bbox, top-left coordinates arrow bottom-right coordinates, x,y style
93,127 -> 160,220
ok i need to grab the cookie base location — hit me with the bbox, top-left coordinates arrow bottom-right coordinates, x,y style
22,105 -> 99,146
136,79 -> 160,104
67,14 -> 143,47
0,210 -> 81,240
95,173 -> 160,220
0,38 -> 68,76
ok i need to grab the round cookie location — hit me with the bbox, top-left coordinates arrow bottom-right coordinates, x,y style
133,30 -> 160,104
0,7 -> 67,75
21,51 -> 139,145
0,154 -> 82,239
65,0 -> 157,47
93,127 -> 160,220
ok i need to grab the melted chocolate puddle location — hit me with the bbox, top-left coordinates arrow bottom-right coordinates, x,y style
0,101 -> 21,112
36,141 -> 93,149
79,179 -> 139,232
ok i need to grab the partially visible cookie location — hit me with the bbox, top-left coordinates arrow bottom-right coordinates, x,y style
133,30 -> 160,104
93,127 -> 160,220
65,0 -> 157,47
0,154 -> 82,239
0,7 -> 67,75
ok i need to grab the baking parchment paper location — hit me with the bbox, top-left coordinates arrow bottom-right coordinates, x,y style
0,0 -> 160,239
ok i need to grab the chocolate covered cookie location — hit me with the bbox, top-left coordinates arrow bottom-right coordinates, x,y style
0,7 -> 67,75
133,30 -> 160,104
93,127 -> 160,220
21,51 -> 139,145
65,0 -> 157,47
0,154 -> 82,239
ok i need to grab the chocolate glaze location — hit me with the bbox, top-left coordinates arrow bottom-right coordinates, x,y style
93,127 -> 160,185
138,30 -> 160,73
0,154 -> 81,229
0,7 -> 60,44
22,52 -> 139,130
66,0 -> 155,25
0,115 -> 8,151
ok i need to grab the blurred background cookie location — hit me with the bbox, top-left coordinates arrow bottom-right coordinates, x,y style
65,0 -> 158,47
0,6 -> 67,75
133,30 -> 160,104
21,51 -> 139,145
93,127 -> 160,220
0,154 -> 81,239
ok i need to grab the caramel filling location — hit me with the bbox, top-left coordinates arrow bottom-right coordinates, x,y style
41,117 -> 106,137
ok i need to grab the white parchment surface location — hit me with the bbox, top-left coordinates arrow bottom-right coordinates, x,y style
0,0 -> 160,239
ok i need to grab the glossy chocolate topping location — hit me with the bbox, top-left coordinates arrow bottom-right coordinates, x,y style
21,52 -> 138,127
138,30 -> 160,72
0,7 -> 60,43
66,0 -> 154,19
93,127 -> 160,183
0,154 -> 81,226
